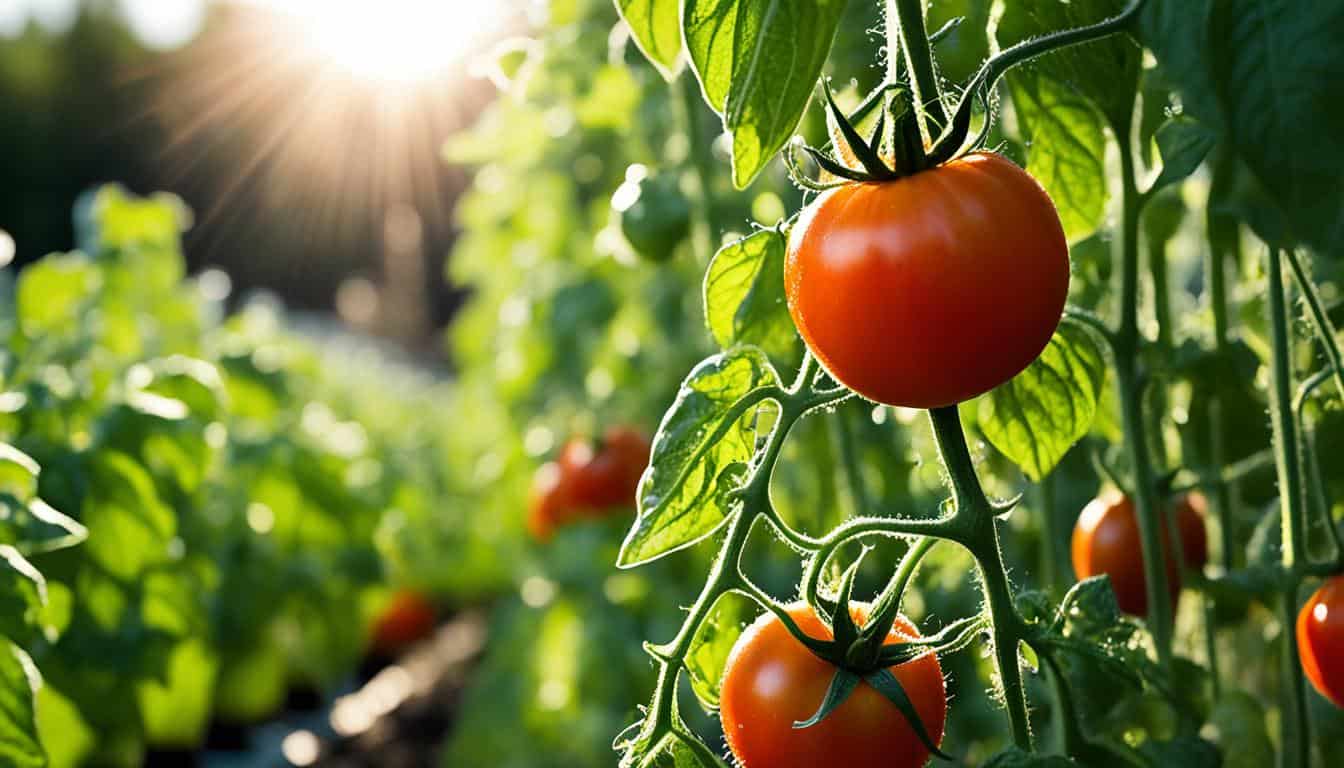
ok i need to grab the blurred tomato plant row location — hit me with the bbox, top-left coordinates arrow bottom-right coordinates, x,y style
4,0 -> 1344,767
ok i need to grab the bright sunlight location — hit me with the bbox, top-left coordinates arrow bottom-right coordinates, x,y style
258,0 -> 506,82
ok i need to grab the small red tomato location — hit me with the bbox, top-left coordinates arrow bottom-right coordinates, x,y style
785,152 -> 1068,408
1072,490 -> 1182,617
557,427 -> 650,514
1299,575 -> 1344,708
527,461 -> 572,542
719,603 -> 946,768
370,591 -> 436,655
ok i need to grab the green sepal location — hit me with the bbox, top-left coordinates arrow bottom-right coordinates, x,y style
803,146 -> 872,183
864,667 -> 950,760
829,549 -> 867,655
792,668 -> 862,729
821,83 -> 895,179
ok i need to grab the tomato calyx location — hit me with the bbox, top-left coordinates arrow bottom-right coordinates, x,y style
784,547 -> 978,761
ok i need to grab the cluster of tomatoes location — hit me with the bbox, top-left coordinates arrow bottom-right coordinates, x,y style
1069,489 -> 1344,710
714,145 -> 1344,766
527,425 -> 651,542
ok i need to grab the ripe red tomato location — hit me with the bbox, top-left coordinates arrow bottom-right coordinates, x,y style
527,461 -> 572,542
528,427 -> 650,542
784,152 -> 1069,408
1071,490 -> 1208,616
1299,575 -> 1344,708
370,590 -> 436,655
719,602 -> 946,768
556,427 -> 650,514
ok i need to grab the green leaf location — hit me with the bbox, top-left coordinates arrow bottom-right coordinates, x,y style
618,348 -> 780,566
703,229 -> 796,363
994,0 -> 1142,129
1143,0 -> 1344,256
1138,736 -> 1221,768
1147,117 -> 1215,195
0,498 -> 88,556
82,452 -> 176,580
0,444 -> 40,503
684,592 -> 752,710
616,0 -> 683,76
0,546 -> 45,644
684,0 -> 847,187
0,641 -> 44,768
1006,73 -> 1108,243
983,748 -> 1078,768
1208,691 -> 1274,768
977,320 -> 1107,481
78,184 -> 190,253
15,253 -> 101,338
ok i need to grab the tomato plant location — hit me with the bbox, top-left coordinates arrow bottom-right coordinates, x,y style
3,0 -> 1344,766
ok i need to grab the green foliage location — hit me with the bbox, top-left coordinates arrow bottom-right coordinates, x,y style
620,347 -> 779,565
1143,0 -> 1344,256
702,228 -> 797,365
684,0 -> 848,187
616,0 -> 683,76
977,321 -> 1107,481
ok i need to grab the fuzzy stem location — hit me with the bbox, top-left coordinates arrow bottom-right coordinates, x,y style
887,0 -> 946,141
1113,128 -> 1176,667
1266,246 -> 1310,768
928,406 -> 1033,751
1206,149 -> 1240,570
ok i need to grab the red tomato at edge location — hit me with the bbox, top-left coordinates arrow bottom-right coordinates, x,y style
719,602 -> 946,768
370,590 -> 436,655
1299,574 -> 1344,708
785,152 -> 1069,408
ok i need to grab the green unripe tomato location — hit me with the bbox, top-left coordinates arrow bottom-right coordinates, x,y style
612,167 -> 690,263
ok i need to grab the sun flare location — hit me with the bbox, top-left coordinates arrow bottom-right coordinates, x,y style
259,0 -> 505,83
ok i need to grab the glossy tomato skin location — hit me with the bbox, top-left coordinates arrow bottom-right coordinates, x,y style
1299,575 -> 1344,708
370,591 -> 436,655
1072,490 -> 1181,617
785,152 -> 1068,408
719,603 -> 945,768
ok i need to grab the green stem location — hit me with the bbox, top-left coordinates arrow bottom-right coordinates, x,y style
1148,235 -> 1173,482
1150,239 -> 1174,354
1042,652 -> 1087,757
1114,129 -> 1176,667
1284,248 -> 1344,401
928,406 -> 1034,751
1206,150 -> 1240,569
835,404 -> 872,518
887,0 -> 946,140
677,71 -> 718,265
1266,247 -> 1310,768
1038,473 -> 1067,594
932,0 -> 1148,158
